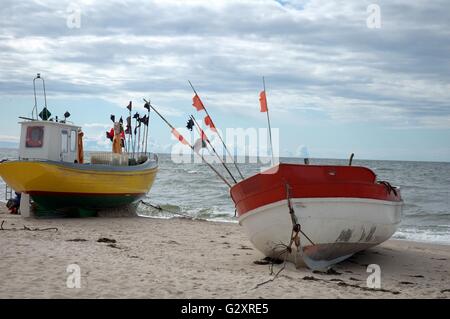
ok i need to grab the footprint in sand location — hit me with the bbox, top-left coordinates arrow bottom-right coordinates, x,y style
399,281 -> 415,285
97,238 -> 116,243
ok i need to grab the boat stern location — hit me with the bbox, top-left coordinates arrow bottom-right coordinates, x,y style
0,160 -> 33,192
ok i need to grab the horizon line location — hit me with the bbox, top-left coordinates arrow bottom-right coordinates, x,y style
0,147 -> 448,164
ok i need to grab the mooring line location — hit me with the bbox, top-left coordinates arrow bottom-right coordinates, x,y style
139,200 -> 200,220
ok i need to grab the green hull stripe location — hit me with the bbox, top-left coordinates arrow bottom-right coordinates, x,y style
31,193 -> 144,210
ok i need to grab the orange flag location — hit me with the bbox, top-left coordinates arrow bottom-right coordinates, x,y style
259,90 -> 268,112
171,128 -> 189,146
192,94 -> 205,111
204,115 -> 217,132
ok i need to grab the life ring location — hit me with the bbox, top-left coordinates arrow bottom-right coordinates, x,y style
26,137 -> 43,147
26,126 -> 44,147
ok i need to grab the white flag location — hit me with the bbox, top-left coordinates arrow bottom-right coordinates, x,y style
193,138 -> 207,154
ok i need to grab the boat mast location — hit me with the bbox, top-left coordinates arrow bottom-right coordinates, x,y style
143,99 -> 151,154
33,73 -> 48,120
190,114 -> 237,184
149,103 -> 232,188
262,77 -> 274,166
188,80 -> 245,180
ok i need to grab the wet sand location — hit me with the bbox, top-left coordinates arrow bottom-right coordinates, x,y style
0,206 -> 449,299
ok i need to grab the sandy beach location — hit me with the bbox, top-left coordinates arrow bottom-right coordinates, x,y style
0,205 -> 449,299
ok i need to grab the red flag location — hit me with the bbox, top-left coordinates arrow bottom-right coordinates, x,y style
192,94 -> 205,111
171,128 -> 189,146
106,128 -> 114,141
204,115 -> 217,132
259,90 -> 268,112
200,128 -> 207,141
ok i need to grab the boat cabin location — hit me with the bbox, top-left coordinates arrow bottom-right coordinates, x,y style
19,120 -> 82,163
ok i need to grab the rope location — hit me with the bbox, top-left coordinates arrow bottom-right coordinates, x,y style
139,200 -> 199,220
378,181 -> 398,196
285,183 -> 315,247
253,184 -> 316,289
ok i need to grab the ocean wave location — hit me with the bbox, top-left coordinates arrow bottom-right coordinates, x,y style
394,227 -> 450,245
205,217 -> 238,224
138,201 -> 235,221
397,184 -> 430,190
374,168 -> 394,172
1,153 -> 449,245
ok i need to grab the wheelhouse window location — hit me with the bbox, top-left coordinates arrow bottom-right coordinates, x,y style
61,131 -> 68,153
70,130 -> 77,152
26,126 -> 44,148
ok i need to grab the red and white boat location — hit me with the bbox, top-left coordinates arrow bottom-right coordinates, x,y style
150,82 -> 404,270
230,163 -> 403,270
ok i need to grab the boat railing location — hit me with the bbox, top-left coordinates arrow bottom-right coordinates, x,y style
127,152 -> 158,166
89,152 -> 158,167
90,152 -> 129,166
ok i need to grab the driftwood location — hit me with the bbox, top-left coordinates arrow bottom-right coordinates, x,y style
0,220 -> 58,232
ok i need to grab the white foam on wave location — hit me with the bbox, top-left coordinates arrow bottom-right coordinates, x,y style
138,214 -> 173,220
205,217 -> 238,224
137,212 -> 238,224
393,228 -> 450,245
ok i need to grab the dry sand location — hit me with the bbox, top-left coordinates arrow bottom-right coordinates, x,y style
0,205 -> 449,299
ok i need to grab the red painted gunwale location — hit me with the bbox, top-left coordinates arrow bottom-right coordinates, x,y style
230,163 -> 402,217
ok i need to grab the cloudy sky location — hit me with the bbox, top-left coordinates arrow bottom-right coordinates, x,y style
0,0 -> 449,161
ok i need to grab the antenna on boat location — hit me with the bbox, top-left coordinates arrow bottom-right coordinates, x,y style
190,114 -> 237,184
188,80 -> 245,180
149,103 -> 232,188
349,153 -> 354,166
33,73 -> 48,120
63,111 -> 71,123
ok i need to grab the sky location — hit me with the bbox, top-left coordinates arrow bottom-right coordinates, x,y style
0,0 -> 449,162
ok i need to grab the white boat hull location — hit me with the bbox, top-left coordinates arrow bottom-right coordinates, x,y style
238,197 -> 403,270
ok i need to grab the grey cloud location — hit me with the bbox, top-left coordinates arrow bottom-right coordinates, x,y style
0,0 -> 449,128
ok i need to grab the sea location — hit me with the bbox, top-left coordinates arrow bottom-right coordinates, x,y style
1,149 -> 449,245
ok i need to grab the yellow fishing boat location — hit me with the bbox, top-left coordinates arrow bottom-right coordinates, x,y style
0,74 -> 158,216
